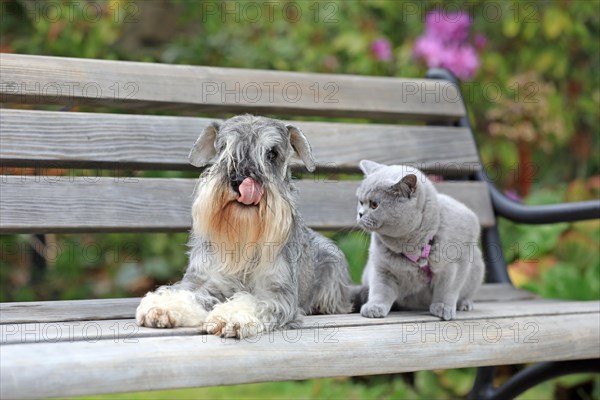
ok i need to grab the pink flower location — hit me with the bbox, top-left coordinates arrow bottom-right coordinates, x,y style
371,38 -> 393,62
474,34 -> 487,51
441,45 -> 480,80
425,10 -> 471,42
413,10 -> 482,80
414,36 -> 446,67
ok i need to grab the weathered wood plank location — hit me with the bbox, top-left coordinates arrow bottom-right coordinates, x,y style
0,54 -> 466,121
0,177 -> 495,233
470,282 -> 538,302
0,109 -> 480,173
0,298 -> 138,325
1,313 -> 598,398
4,299 -> 598,345
0,284 -> 533,325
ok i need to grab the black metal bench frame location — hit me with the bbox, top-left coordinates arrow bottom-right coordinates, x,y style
428,68 -> 600,399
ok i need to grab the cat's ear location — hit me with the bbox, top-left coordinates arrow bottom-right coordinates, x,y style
189,121 -> 220,167
392,174 -> 417,198
359,160 -> 384,175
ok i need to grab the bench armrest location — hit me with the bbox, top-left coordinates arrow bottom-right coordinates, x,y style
480,171 -> 600,224
426,67 -> 600,225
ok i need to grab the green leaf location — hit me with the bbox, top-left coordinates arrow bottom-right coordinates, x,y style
503,18 -> 520,38
415,371 -> 448,398
539,262 -> 598,300
332,32 -> 366,56
543,8 -> 572,39
534,50 -> 557,74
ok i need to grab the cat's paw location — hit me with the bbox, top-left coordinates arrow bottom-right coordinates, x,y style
458,299 -> 474,311
360,302 -> 389,318
430,302 -> 456,320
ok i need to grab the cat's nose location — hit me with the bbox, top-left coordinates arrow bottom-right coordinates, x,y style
358,212 -> 364,218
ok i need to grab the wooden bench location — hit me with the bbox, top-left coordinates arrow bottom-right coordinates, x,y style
1,54 -> 598,399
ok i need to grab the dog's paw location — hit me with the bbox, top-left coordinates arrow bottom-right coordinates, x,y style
458,299 -> 474,311
203,294 -> 264,339
136,289 -> 207,328
136,293 -> 176,328
430,302 -> 456,320
203,310 -> 264,339
138,307 -> 178,328
360,302 -> 389,318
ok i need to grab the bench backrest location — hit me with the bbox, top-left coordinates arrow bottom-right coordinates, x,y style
0,54 -> 494,234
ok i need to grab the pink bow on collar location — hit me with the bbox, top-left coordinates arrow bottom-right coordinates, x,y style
403,236 -> 434,283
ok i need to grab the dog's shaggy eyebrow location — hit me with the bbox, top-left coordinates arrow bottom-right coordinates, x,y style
257,127 -> 286,149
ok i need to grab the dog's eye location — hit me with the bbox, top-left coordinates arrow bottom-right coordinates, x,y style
266,148 -> 277,162
369,201 -> 378,210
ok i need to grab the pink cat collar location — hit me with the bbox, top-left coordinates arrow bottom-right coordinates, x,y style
403,236 -> 434,282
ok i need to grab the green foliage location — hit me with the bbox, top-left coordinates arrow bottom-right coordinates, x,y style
0,233 -> 189,302
334,231 -> 370,283
1,0 -> 122,58
523,261 -> 600,301
75,377 -> 418,400
500,181 -> 599,301
3,0 -> 597,179
499,220 -> 569,263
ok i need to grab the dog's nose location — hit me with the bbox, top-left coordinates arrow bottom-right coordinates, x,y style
231,175 -> 245,194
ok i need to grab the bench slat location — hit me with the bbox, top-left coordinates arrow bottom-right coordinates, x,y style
0,284 -> 528,325
7,299 -> 599,345
0,177 -> 495,233
0,109 -> 480,173
0,54 -> 466,121
1,312 -> 598,398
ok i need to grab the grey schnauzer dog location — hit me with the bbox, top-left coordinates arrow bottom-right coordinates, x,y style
136,114 -> 353,338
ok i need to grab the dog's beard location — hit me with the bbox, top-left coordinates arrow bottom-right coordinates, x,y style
192,173 -> 292,277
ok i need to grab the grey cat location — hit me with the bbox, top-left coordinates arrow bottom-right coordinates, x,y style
356,160 -> 484,320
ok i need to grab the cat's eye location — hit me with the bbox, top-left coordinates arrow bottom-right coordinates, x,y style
369,201 -> 378,210
359,201 -> 364,206
267,148 -> 277,162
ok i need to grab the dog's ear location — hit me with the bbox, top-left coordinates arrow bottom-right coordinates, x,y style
188,122 -> 220,167
287,124 -> 316,172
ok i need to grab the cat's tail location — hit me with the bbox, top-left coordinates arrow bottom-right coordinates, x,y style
350,284 -> 369,313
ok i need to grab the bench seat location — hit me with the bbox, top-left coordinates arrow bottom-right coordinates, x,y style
1,284 -> 598,398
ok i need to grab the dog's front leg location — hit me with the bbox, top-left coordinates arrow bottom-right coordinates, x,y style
204,291 -> 299,338
136,278 -> 220,329
203,292 -> 269,338
205,262 -> 299,339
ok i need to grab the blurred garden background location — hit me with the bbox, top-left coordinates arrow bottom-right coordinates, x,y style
1,0 -> 598,399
